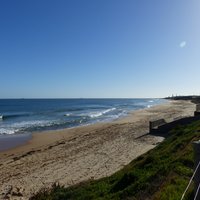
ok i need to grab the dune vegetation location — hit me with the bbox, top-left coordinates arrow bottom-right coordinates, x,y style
30,120 -> 200,200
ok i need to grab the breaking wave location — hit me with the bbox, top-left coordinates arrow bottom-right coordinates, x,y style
88,108 -> 116,118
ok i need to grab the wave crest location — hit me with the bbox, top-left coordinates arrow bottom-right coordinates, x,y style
89,108 -> 116,118
0,113 -> 30,120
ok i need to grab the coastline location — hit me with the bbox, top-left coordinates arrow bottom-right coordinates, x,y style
0,98 -> 166,152
0,100 -> 195,199
0,99 -> 167,153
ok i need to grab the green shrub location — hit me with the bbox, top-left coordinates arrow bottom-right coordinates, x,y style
31,120 -> 200,200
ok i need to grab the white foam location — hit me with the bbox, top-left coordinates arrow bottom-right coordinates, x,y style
89,108 -> 116,118
0,128 -> 18,135
64,113 -> 71,117
12,120 -> 53,128
0,115 -> 3,120
0,120 -> 58,135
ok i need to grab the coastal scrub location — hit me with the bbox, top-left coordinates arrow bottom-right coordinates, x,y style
30,120 -> 200,200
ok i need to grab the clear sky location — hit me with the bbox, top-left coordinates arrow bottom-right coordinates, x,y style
0,0 -> 200,98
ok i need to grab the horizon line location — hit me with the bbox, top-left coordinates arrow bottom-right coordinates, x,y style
0,97 -> 165,100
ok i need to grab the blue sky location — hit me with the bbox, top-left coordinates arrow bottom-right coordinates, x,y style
0,0 -> 200,98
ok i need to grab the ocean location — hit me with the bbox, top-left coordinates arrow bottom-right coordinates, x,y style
0,98 -> 166,135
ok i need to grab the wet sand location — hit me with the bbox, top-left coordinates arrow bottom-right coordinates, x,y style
0,100 -> 195,199
0,134 -> 32,152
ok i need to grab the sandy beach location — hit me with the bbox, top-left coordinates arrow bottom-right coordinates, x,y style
0,100 -> 195,199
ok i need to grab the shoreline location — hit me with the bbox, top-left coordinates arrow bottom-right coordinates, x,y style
0,99 -> 167,153
0,134 -> 32,152
0,100 -> 196,199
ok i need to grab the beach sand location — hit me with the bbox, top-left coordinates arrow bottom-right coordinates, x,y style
0,100 -> 195,199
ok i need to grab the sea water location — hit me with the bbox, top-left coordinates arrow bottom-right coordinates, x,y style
0,98 -> 166,135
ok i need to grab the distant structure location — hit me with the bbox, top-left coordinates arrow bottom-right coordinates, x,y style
165,95 -> 200,101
